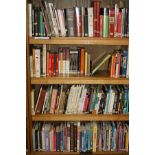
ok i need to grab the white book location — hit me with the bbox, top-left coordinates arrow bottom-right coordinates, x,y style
41,123 -> 45,151
67,122 -> 70,151
34,49 -> 41,77
95,92 -> 102,114
42,45 -> 46,76
77,122 -> 80,152
108,90 -> 115,114
31,89 -> 35,115
88,7 -> 93,37
28,4 -> 32,37
114,4 -> 119,37
30,56 -> 33,77
48,3 -> 59,36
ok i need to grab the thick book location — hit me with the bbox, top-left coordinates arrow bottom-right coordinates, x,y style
75,7 -> 82,37
35,86 -> 46,114
34,48 -> 41,77
84,8 -> 88,37
80,48 -> 85,75
66,8 -> 75,37
91,54 -> 111,75
42,44 -> 46,76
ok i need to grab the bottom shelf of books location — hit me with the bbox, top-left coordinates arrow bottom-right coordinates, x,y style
32,121 -> 129,154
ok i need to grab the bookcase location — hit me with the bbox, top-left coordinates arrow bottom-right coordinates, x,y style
26,0 -> 129,155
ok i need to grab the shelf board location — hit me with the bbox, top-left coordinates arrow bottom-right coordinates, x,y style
31,151 -> 128,155
32,114 -> 129,121
29,37 -> 129,45
31,76 -> 129,85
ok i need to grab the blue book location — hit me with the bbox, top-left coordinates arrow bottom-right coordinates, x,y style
121,50 -> 128,77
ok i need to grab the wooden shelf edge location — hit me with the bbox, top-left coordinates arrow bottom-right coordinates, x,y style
31,151 -> 129,155
29,37 -> 129,45
32,114 -> 129,121
31,77 -> 129,85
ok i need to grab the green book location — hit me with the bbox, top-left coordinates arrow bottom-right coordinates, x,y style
103,8 -> 109,37
91,54 -> 111,75
39,8 -> 43,37
122,8 -> 125,37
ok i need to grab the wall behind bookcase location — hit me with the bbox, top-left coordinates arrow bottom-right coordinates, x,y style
32,0 -> 129,9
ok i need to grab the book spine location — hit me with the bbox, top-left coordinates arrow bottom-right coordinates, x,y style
117,9 -> 122,38
80,48 -> 85,75
42,45 -> 46,76
109,9 -> 115,37
85,51 -> 88,75
34,7 -> 38,36
99,12 -> 103,37
51,53 -> 54,76
39,8 -> 44,37
84,8 -> 88,37
30,55 -> 33,78
56,52 -> 59,74
96,1 -> 100,37
103,8 -> 109,38
93,1 -> 97,37
93,122 -> 97,152
114,4 -> 119,37
28,4 -> 32,37
46,52 -> 49,76
37,7 -> 40,36
75,7 -> 82,37
88,7 -> 93,37
122,8 -> 125,37
34,49 -> 41,77
81,7 -> 85,37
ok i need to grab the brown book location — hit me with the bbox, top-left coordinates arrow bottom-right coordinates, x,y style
80,48 -> 85,75
35,86 -> 46,114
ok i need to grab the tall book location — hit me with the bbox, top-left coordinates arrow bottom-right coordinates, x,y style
34,48 -> 41,77
88,7 -> 93,37
80,48 -> 85,75
66,8 -> 75,37
96,0 -> 101,37
117,9 -> 122,38
103,8 -> 109,38
75,7 -> 82,37
84,8 -> 88,37
28,4 -> 32,37
109,8 -> 115,37
42,44 -> 46,76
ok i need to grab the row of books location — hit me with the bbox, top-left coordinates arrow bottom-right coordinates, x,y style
31,84 -> 129,115
32,121 -> 129,152
110,49 -> 128,78
30,45 -> 128,78
30,46 -> 91,78
28,1 -> 129,38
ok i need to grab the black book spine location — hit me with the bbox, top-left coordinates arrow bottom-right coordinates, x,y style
32,6 -> 34,36
34,7 -> 38,36
84,8 -> 88,37
37,7 -> 40,36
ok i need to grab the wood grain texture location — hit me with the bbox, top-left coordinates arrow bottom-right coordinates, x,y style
31,76 -> 129,85
31,151 -> 129,155
29,37 -> 129,45
32,114 -> 129,121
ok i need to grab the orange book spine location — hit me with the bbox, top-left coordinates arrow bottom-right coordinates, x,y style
80,48 -> 85,75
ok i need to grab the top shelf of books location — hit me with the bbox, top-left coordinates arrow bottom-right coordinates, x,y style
29,37 -> 129,45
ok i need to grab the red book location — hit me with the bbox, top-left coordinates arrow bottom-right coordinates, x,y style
75,7 -> 82,37
35,86 -> 46,114
99,14 -> 103,37
83,95 -> 88,112
48,53 -> 52,76
56,53 -> 59,74
51,53 -> 54,76
109,8 -> 115,37
93,1 -> 97,37
117,9 -> 122,38
96,1 -> 100,37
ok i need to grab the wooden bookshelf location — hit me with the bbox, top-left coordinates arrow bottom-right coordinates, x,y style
32,114 -> 129,121
31,151 -> 129,155
29,37 -> 129,45
31,76 -> 129,85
